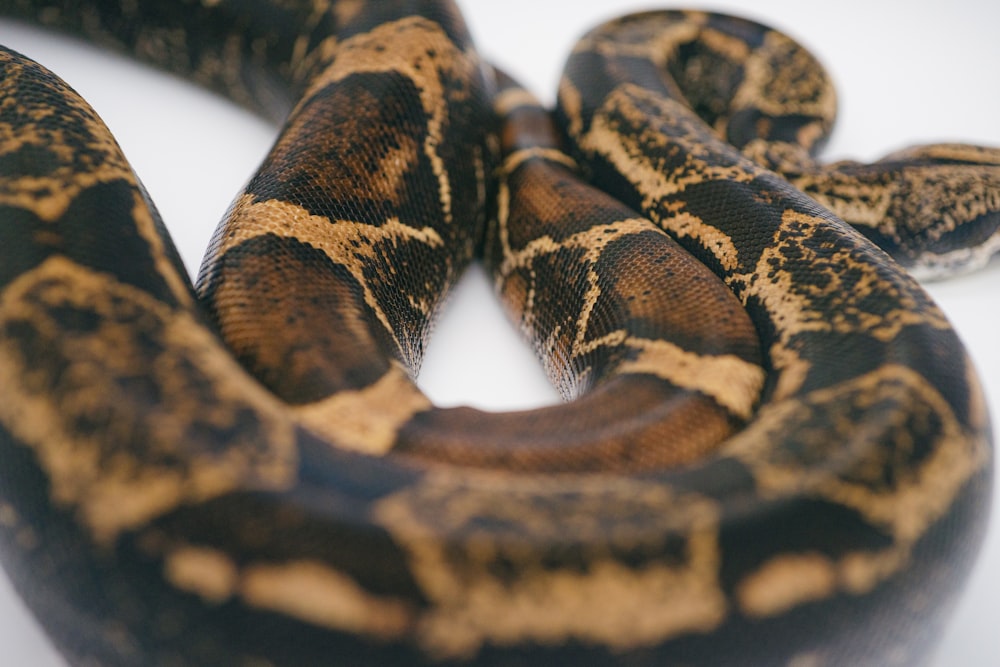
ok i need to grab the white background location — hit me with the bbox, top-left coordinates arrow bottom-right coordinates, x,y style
1,1 -> 998,664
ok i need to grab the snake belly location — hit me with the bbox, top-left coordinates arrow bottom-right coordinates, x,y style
0,2 -> 994,666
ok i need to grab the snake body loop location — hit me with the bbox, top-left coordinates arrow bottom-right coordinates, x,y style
0,2 -> 994,666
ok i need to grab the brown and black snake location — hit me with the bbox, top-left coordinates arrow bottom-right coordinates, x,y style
0,1 -> 995,665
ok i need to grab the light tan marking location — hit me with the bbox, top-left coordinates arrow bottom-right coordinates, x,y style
292,363 -> 431,455
242,560 -> 414,639
163,546 -> 414,639
737,552 -> 836,617
556,76 -> 584,140
699,25 -> 751,63
618,337 -> 765,419
787,652 -> 826,667
0,503 -> 19,529
417,555 -> 727,658
332,0 -> 365,26
501,147 -> 578,174
165,545 -> 240,604
493,177 -> 512,265
493,86 -> 542,116
15,526 -> 39,550
738,549 -> 909,621
375,474 -> 727,658
0,257 -> 297,546
838,550 -> 909,595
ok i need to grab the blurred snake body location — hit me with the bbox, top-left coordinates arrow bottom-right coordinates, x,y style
0,1 -> 994,665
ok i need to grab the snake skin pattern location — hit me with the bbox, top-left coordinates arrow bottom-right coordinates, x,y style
0,1 -> 994,666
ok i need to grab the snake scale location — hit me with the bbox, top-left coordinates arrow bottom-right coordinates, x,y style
0,1 -> 995,665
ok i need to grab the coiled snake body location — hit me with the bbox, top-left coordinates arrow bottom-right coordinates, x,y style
0,2 -> 994,665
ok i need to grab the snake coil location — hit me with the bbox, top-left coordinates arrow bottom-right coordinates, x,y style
0,1 -> 994,666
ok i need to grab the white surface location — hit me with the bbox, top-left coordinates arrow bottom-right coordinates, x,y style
0,1 -> 998,664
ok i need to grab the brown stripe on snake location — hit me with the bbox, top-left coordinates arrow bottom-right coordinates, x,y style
0,2 -> 994,667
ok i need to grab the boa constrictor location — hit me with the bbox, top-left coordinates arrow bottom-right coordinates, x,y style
0,1 -> 994,665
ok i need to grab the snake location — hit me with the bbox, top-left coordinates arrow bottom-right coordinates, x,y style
0,1 -> 994,665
